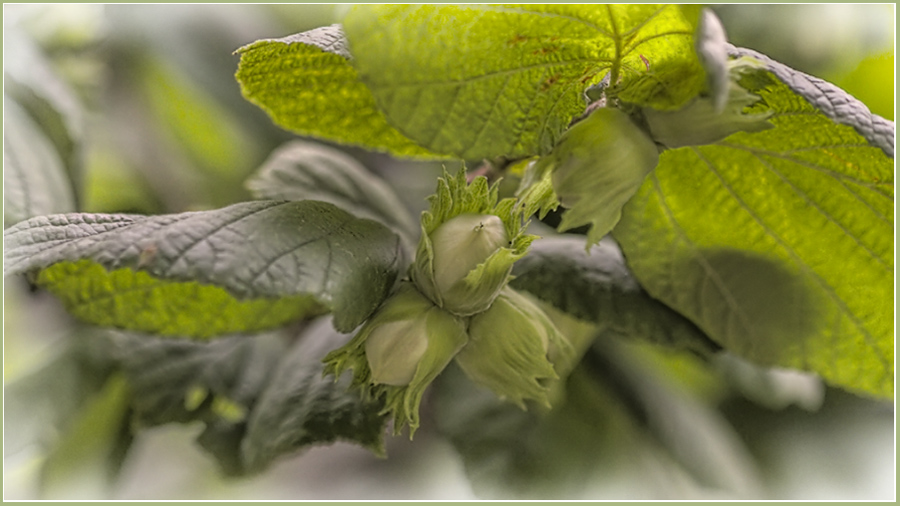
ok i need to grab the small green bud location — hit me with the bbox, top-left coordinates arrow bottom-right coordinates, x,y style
323,282 -> 468,435
454,288 -> 573,408
364,317 -> 429,386
430,213 -> 509,308
410,171 -> 535,316
541,107 -> 660,247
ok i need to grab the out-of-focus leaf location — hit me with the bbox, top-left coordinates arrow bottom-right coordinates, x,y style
3,95 -> 77,227
713,353 -> 825,412
109,321 -> 387,476
4,28 -> 85,203
434,334 -> 762,499
4,200 -> 403,336
136,55 -> 259,181
241,318 -> 388,473
39,375 -> 132,499
837,51 -> 894,121
580,338 -> 763,497
3,331 -> 118,466
111,332 -> 286,428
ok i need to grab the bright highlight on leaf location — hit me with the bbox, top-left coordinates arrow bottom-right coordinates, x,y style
235,25 -> 444,159
343,4 -> 704,159
36,260 -> 326,339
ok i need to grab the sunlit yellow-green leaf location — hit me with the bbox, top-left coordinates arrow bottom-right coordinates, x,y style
235,26 -> 443,159
343,4 -> 704,159
614,74 -> 894,398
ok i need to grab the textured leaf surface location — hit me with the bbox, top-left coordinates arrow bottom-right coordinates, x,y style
241,318 -> 387,472
343,4 -> 703,159
727,45 -> 894,157
613,53 -> 894,398
4,200 -> 402,336
510,236 -> 717,356
235,25 -> 441,158
245,140 -> 418,246
3,96 -> 77,226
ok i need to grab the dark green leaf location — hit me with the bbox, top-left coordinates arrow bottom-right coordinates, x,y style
111,332 -> 286,428
4,200 -> 402,336
613,49 -> 894,398
343,5 -> 704,159
235,25 -> 443,159
245,140 -> 418,248
510,235 -> 718,355
110,330 -> 287,476
241,318 -> 388,473
110,320 -> 387,476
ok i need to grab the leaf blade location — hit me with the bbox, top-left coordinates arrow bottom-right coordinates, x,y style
235,25 -> 444,159
4,200 -> 402,336
343,4 -> 703,159
245,140 -> 418,247
613,55 -> 894,398
241,318 -> 387,472
3,95 -> 77,227
510,235 -> 718,356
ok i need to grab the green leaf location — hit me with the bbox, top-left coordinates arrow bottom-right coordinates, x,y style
4,28 -> 85,205
39,374 -> 132,498
342,4 -> 703,159
613,53 -> 894,398
4,330 -> 120,475
242,318 -> 388,472
836,51 -> 894,122
110,330 -> 287,476
510,235 -> 718,356
727,44 -> 894,157
245,140 -> 418,248
3,95 -> 77,227
4,200 -> 403,337
111,331 -> 285,428
434,336 -> 761,499
111,320 -> 388,476
235,25 -> 443,159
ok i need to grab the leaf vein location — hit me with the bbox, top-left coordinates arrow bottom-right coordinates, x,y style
694,148 -> 891,377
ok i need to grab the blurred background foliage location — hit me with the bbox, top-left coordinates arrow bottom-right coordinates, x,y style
3,4 -> 894,500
